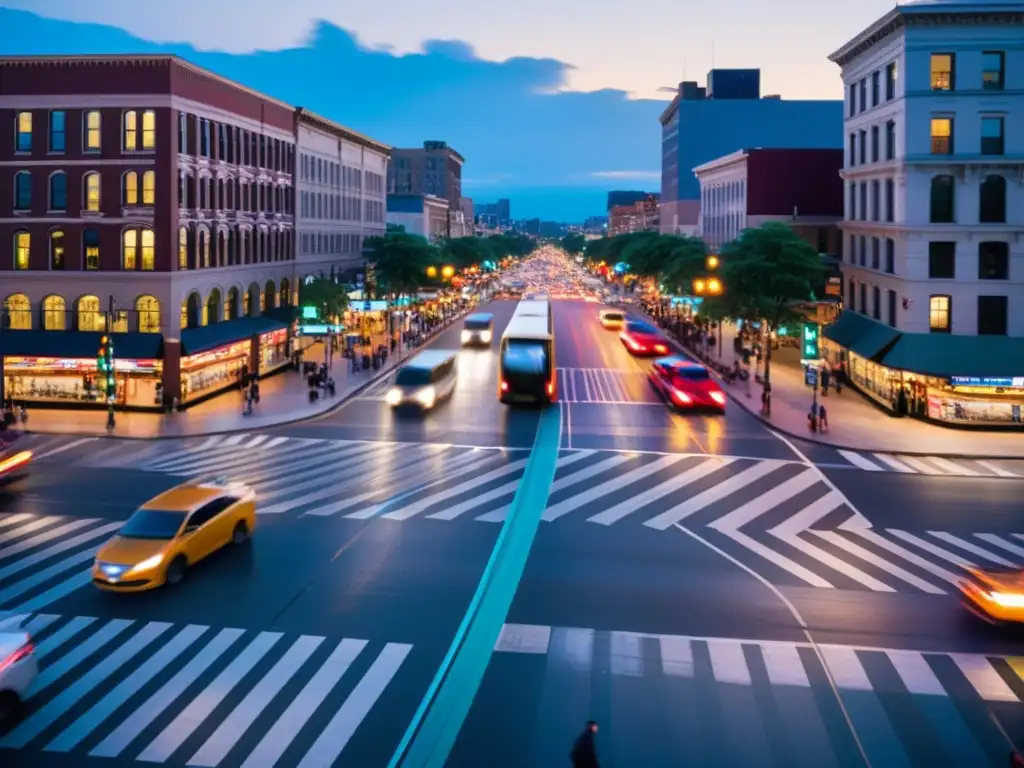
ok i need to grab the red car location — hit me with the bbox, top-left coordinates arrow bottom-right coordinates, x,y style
648,357 -> 726,412
619,321 -> 669,356
0,435 -> 32,485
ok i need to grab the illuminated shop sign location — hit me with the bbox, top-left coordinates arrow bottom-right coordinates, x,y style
2,356 -> 159,373
950,376 -> 1024,388
298,324 -> 345,335
259,329 -> 287,344
351,301 -> 389,312
182,342 -> 249,368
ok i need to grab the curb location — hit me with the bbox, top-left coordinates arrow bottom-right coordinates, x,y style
14,313 -> 469,442
635,309 -> 1024,463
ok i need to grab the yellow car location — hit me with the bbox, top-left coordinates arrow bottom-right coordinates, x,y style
599,309 -> 625,330
92,478 -> 256,592
958,566 -> 1024,623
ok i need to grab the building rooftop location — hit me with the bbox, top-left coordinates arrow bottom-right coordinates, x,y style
295,108 -> 390,154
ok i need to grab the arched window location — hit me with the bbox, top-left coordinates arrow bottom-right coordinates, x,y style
84,172 -> 101,212
980,175 -> 1006,224
49,172 -> 67,211
123,171 -> 139,205
225,287 -> 239,320
929,175 -> 955,223
140,228 -> 155,271
206,289 -> 221,326
246,284 -> 259,317
14,170 -> 31,210
201,230 -> 210,268
263,280 -> 276,312
4,294 -> 31,330
141,110 -> 156,149
122,227 -> 155,271
77,294 -> 103,332
123,110 -> 138,151
182,292 -> 201,330
50,230 -> 65,270
178,226 -> 189,270
137,295 -> 160,333
142,170 -> 155,205
279,278 -> 290,307
13,230 -> 30,270
42,295 -> 66,331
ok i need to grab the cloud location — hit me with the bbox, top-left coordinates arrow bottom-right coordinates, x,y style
588,171 -> 661,180
0,8 -> 664,222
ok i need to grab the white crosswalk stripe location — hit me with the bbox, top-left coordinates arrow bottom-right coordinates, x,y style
834,450 -> 1020,478
557,366 -> 658,404
0,613 -> 414,764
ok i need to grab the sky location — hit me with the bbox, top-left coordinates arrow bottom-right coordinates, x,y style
0,0 -> 897,221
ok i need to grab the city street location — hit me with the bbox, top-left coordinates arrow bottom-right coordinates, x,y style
2,295 -> 1024,766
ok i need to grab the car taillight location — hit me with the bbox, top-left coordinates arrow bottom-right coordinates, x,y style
654,344 -> 667,353
0,450 -> 32,474
547,381 -> 554,396
0,640 -> 33,673
500,380 -> 509,392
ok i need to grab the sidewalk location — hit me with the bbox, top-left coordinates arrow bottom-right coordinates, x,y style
9,312 -> 468,440
676,321 -> 1024,459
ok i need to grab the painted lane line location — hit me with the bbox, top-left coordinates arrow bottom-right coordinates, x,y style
34,616 -> 98,661
0,513 -> 34,531
974,533 -> 1024,559
838,450 -> 883,471
473,451 -> 597,523
0,516 -> 65,546
13,569 -> 97,613
0,520 -> 119,579
928,531 -> 1014,566
871,454 -> 916,473
380,459 -> 529,521
609,631 -> 643,677
976,460 -> 1018,478
888,529 -> 977,568
494,624 -> 551,654
32,437 -> 97,461
259,448 -> 400,513
843,528 -> 961,586
707,639 -> 751,685
246,442 -> 388,490
250,444 -> 393,501
0,518 -> 98,560
659,635 -> 694,678
886,650 -> 945,695
810,531 -> 941,593
587,457 -> 730,526
819,645 -> 873,690
897,456 -> 946,475
33,619 -> 135,694
645,461 -> 787,530
927,456 -> 978,476
543,455 -> 684,522
710,470 -> 819,532
769,490 -> 845,538
711,524 -> 834,588
951,653 -> 1019,702
761,643 -> 810,687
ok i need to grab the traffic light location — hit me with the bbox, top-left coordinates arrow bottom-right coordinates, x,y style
97,335 -> 115,398
801,323 -> 820,361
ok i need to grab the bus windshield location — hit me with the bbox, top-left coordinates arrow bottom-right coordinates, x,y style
502,340 -> 548,376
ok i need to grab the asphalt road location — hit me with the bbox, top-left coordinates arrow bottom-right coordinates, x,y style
2,295 -> 1024,767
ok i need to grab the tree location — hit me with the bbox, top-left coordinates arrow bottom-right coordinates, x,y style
442,237 -> 490,270
659,236 -> 709,294
299,277 -> 349,322
364,232 -> 440,297
561,232 -> 586,256
718,222 -> 826,393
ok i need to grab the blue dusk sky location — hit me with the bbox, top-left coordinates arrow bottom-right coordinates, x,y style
0,1 -> 896,222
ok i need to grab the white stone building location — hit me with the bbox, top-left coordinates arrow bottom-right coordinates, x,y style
295,109 -> 389,281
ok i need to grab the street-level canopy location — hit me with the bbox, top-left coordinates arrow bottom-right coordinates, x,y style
880,334 -> 1024,379
822,311 -> 900,361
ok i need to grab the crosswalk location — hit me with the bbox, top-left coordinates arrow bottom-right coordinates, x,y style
0,611 -> 415,765
833,449 -> 1021,478
487,622 -> 1024,767
557,367 -> 658,404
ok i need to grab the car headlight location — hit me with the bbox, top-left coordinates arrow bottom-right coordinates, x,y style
461,330 -> 471,343
386,388 -> 402,406
416,386 -> 436,406
130,554 -> 164,573
479,330 -> 492,343
988,591 -> 1024,608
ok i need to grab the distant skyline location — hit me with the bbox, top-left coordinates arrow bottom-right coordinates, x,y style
0,2 -> 897,221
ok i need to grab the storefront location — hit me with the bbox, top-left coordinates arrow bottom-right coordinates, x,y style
179,341 -> 250,404
259,328 -> 289,373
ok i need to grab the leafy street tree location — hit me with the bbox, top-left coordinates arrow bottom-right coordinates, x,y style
561,232 -> 587,256
298,276 -> 350,322
718,222 -> 826,391
364,232 -> 440,297
442,237 -> 491,270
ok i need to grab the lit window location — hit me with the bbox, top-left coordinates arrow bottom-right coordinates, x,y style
4,294 -> 31,330
85,111 -> 101,151
930,54 -> 954,91
929,295 -> 951,333
123,171 -> 139,205
137,295 -> 160,333
143,170 -> 155,205
50,230 -> 65,270
141,110 -> 156,149
43,295 -> 66,330
15,112 -> 31,152
123,229 -> 137,269
180,299 -> 189,331
123,110 -> 137,150
141,228 -> 155,270
13,231 -> 30,270
84,172 -> 101,211
930,118 -> 953,155
178,226 -> 189,269
83,229 -> 100,270
77,295 -> 103,332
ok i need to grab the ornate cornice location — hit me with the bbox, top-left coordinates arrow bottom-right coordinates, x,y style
295,108 -> 390,155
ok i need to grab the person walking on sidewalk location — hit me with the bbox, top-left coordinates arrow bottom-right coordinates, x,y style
570,720 -> 601,768
818,402 -> 828,432
820,365 -> 831,397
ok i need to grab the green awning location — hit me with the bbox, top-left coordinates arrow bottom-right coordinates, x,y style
180,316 -> 288,356
0,330 -> 164,359
880,334 -> 1024,378
822,311 -> 901,361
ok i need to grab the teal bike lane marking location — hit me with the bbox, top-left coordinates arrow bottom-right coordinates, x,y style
388,406 -> 562,768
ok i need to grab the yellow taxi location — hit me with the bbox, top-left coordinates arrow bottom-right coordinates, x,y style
599,309 -> 626,330
958,566 -> 1024,623
92,478 -> 256,592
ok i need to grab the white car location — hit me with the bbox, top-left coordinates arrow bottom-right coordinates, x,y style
0,631 -> 37,722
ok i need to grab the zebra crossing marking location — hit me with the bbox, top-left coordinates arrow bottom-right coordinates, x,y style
557,366 -> 657,404
835,449 -> 1020,478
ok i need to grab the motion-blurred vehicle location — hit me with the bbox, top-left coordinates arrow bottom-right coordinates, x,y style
461,314 -> 494,347
620,320 -> 669,356
386,350 -> 458,410
648,357 -> 726,412
92,478 -> 256,592
599,309 -> 626,330
0,435 -> 31,486
0,629 -> 36,725
958,566 -> 1024,624
500,300 -> 556,405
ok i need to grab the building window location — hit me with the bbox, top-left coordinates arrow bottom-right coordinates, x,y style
872,286 -> 881,320
84,172 -> 101,212
930,53 -> 954,90
885,120 -> 895,161
49,110 -> 66,153
137,295 -> 160,333
979,175 -> 1006,223
981,117 -> 1004,156
885,179 -> 894,222
15,111 -> 31,152
859,283 -> 867,314
885,61 -> 897,100
848,279 -> 856,311
5,294 -> 31,330
123,110 -> 138,150
14,171 -> 32,210
978,241 -> 1009,280
871,180 -> 880,221
178,226 -> 188,269
48,172 -> 67,211
43,295 -> 66,331
929,295 -> 951,333
930,118 -> 953,155
141,110 -> 156,149
848,84 -> 856,117
142,170 -> 155,205
871,237 -> 880,270
84,111 -> 101,151
49,230 -> 64,270
871,71 -> 880,107
929,175 -> 955,223
123,229 -> 138,270
885,238 -> 895,274
928,242 -> 956,279
982,51 -> 1005,91
83,229 -> 100,270
871,126 -> 879,162
77,295 -> 103,332
123,171 -> 139,205
978,296 -> 1007,336
859,184 -> 866,221
13,231 -> 30,270
887,290 -> 897,328
858,79 -> 866,113
858,130 -> 866,164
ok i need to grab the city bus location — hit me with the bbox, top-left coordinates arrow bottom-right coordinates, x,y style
498,301 -> 555,405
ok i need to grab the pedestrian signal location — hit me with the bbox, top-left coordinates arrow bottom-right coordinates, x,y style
801,323 -> 820,361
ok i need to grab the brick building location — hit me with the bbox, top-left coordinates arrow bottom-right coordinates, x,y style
0,54 -> 298,409
608,194 -> 660,236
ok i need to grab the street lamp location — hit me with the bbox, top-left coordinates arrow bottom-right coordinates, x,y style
441,265 -> 455,279
426,266 -> 438,279
705,254 -> 720,270
707,277 -> 722,295
693,278 -> 706,294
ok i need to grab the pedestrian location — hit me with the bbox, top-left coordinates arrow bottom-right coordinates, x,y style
570,720 -> 601,768
820,366 -> 831,396
818,403 -> 828,432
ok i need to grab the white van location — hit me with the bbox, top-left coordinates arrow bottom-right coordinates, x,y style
385,350 -> 458,410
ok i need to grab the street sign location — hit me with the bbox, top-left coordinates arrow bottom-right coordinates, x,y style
801,323 -> 820,361
805,366 -> 818,388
